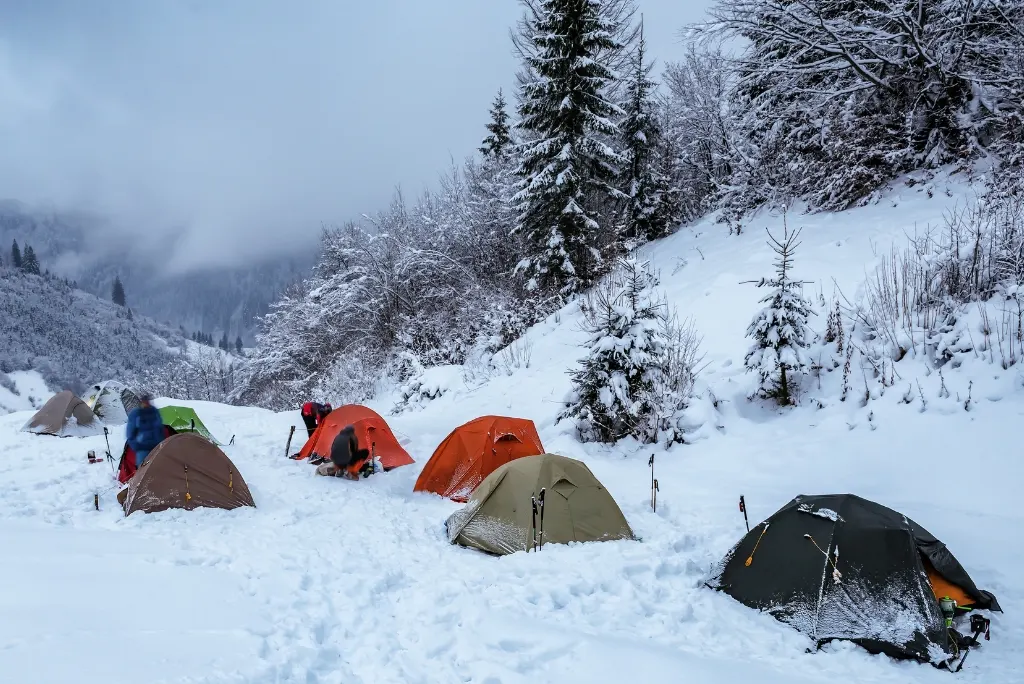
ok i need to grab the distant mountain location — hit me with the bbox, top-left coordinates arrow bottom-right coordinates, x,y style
0,201 -> 316,343
0,265 -> 182,396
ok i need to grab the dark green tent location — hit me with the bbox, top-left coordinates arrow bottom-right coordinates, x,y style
707,494 -> 1000,664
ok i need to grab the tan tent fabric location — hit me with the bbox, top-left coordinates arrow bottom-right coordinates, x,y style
445,453 -> 634,555
20,390 -> 104,437
122,433 -> 255,515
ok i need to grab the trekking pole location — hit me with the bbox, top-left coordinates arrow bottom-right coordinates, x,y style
739,495 -> 750,532
284,425 -> 295,458
537,488 -> 546,551
103,427 -> 116,478
954,615 -> 991,672
530,495 -> 538,552
648,454 -> 658,512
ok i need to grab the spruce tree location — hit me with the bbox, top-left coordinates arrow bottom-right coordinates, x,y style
21,246 -> 40,275
112,276 -> 126,306
11,240 -> 21,269
619,22 -> 672,247
220,332 -> 229,351
744,223 -> 814,405
235,336 -> 244,354
480,89 -> 512,160
559,258 -> 668,443
513,0 -> 626,296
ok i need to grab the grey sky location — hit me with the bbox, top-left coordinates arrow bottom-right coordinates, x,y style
0,1 -> 712,270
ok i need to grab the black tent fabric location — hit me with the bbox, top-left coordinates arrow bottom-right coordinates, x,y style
707,494 -> 1000,664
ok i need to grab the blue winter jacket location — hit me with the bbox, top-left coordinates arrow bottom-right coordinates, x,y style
126,405 -> 165,454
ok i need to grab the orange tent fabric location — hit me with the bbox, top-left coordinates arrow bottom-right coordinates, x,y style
923,557 -> 975,607
414,415 -> 544,501
298,404 -> 414,470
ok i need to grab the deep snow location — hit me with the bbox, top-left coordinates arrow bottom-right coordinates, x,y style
2,175 -> 1022,684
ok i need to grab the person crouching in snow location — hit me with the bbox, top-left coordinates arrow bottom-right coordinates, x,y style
126,393 -> 165,467
315,425 -> 370,480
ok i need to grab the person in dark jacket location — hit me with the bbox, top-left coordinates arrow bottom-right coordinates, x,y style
126,393 -> 165,467
325,425 -> 370,480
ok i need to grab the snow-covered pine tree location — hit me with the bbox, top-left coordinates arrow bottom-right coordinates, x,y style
480,89 -> 512,160
112,275 -> 126,306
559,257 -> 668,443
235,336 -> 244,354
21,246 -> 40,275
512,0 -> 628,297
618,20 -> 672,248
744,223 -> 814,405
11,240 -> 21,269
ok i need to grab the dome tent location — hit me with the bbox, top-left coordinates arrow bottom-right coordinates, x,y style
415,415 -> 544,501
158,405 -> 222,445
707,494 -> 1001,665
297,404 -> 414,470
83,380 -> 140,425
445,453 -> 634,556
21,391 -> 105,438
119,433 -> 254,515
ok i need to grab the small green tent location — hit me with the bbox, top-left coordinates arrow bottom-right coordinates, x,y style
158,405 -> 221,444
445,453 -> 634,555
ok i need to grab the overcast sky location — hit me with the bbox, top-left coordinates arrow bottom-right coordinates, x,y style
0,1 -> 712,270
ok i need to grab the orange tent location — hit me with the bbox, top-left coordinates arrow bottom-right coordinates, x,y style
298,404 -> 414,471
414,415 -> 544,501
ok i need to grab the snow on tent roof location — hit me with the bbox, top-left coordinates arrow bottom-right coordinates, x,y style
83,380 -> 140,425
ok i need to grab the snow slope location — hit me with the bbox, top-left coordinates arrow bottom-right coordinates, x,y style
2,176 -> 1021,684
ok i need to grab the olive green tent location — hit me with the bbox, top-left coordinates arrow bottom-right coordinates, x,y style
158,405 -> 221,444
445,453 -> 634,556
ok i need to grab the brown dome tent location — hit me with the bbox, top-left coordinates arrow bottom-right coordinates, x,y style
414,416 -> 545,501
119,434 -> 255,516
21,390 -> 104,437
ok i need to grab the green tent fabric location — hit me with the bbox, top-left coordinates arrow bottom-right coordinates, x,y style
158,406 -> 221,444
445,453 -> 634,556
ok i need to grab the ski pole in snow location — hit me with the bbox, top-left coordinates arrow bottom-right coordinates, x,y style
530,494 -> 538,552
103,427 -> 116,479
648,454 -> 658,512
537,488 -> 546,551
284,425 -> 296,458
739,495 -> 750,532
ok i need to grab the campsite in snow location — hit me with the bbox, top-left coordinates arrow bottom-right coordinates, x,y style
2,1 -> 1023,683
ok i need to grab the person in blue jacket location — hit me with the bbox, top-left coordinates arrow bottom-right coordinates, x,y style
126,393 -> 165,467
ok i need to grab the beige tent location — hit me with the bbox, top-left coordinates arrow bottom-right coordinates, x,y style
119,433 -> 255,516
20,390 -> 104,437
445,453 -> 634,555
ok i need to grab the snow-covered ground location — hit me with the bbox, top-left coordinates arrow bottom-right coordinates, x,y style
0,370 -> 51,415
2,177 -> 1021,684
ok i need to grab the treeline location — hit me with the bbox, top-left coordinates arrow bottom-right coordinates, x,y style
235,0 -> 1024,410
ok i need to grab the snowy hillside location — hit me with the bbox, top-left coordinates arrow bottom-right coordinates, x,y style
1,178 -> 1020,684
0,266 -> 182,400
0,200 -> 313,343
